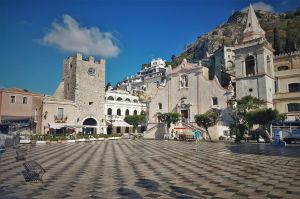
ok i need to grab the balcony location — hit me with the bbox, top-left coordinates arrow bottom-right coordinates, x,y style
273,92 -> 300,100
54,115 -> 68,123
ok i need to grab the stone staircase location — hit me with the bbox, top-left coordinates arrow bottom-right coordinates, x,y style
143,123 -> 166,139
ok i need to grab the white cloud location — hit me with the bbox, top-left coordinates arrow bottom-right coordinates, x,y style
38,15 -> 120,58
242,2 -> 274,12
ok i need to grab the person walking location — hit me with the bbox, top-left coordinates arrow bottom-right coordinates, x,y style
194,131 -> 200,144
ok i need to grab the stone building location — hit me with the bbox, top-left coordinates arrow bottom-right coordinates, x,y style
273,52 -> 300,120
105,89 -> 146,134
42,53 -> 106,134
144,60 -> 233,140
234,4 -> 275,107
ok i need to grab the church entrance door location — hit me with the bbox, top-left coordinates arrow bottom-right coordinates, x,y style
181,110 -> 188,123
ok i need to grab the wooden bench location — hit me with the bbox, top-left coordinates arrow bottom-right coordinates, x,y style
16,148 -> 27,161
22,160 -> 46,182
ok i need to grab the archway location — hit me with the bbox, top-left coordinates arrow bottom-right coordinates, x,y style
83,118 -> 97,134
245,56 -> 255,76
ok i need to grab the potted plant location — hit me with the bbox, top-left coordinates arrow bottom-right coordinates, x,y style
30,134 -> 37,144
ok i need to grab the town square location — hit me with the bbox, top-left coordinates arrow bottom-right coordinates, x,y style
1,0 -> 300,198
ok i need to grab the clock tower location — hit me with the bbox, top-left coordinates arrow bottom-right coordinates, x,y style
62,53 -> 106,133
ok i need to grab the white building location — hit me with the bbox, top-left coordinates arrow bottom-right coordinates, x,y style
105,89 -> 147,134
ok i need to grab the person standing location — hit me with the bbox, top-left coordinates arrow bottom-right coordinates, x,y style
194,131 -> 200,144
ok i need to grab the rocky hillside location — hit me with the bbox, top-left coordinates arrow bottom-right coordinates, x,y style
162,7 -> 300,68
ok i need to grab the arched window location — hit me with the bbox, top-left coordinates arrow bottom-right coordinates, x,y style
277,66 -> 289,71
116,127 -> 121,134
117,109 -> 121,116
141,110 -> 145,115
107,96 -> 114,101
107,108 -> 112,115
288,83 -> 300,92
267,56 -> 271,74
125,109 -> 129,116
287,103 -> 300,112
117,97 -> 122,101
245,56 -> 255,76
180,75 -> 188,88
158,103 -> 162,110
125,98 -> 131,102
133,99 -> 138,103
133,110 -> 137,115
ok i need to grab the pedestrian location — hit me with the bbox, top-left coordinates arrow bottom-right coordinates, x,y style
194,131 -> 200,144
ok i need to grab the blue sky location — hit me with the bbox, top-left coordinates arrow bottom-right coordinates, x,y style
0,0 -> 299,94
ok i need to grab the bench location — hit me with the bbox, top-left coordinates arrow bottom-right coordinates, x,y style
22,160 -> 46,182
178,134 -> 195,141
16,148 -> 27,161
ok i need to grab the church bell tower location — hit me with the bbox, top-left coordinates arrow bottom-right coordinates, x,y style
234,4 -> 275,107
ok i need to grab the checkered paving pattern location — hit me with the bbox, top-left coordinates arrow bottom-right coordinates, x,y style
1,140 -> 300,199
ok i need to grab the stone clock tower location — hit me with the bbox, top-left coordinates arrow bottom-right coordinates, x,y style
234,4 -> 275,107
62,53 -> 106,133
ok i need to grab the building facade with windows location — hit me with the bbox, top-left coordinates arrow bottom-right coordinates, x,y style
273,52 -> 300,120
105,89 -> 147,134
0,88 -> 43,133
145,59 -> 233,140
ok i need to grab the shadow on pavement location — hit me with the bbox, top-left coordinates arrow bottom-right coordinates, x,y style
117,187 -> 142,199
226,143 -> 300,158
135,178 -> 159,192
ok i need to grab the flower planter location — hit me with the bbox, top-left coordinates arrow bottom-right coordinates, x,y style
57,140 -> 62,143
31,140 -> 37,144
20,140 -> 31,144
77,139 -> 86,142
61,140 -> 67,143
66,140 -> 76,143
46,140 -> 51,144
51,141 -> 58,144
89,138 -> 97,141
36,141 -> 46,144
97,138 -> 105,141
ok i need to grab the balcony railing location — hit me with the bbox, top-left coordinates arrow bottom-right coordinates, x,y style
54,115 -> 68,123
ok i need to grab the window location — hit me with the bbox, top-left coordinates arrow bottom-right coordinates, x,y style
245,56 -> 255,76
180,75 -> 188,88
117,109 -> 121,116
34,108 -> 38,121
107,108 -> 112,115
158,103 -> 162,110
125,109 -> 129,116
267,56 -> 271,75
141,110 -> 145,115
23,97 -> 28,104
89,102 -> 94,105
212,97 -> 218,106
125,127 -> 129,133
116,127 -> 121,134
107,96 -> 114,101
125,98 -> 131,102
133,110 -> 137,115
116,97 -> 122,101
288,83 -> 300,93
287,103 -> 300,112
226,49 -> 231,52
133,99 -> 138,103
57,108 -> 64,120
277,65 -> 289,71
10,96 -> 16,103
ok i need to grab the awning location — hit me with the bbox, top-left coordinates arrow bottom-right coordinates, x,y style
174,127 -> 192,130
108,121 -> 132,127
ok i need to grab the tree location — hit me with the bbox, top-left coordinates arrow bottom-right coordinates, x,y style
194,109 -> 219,141
228,95 -> 265,142
246,108 -> 285,141
124,115 -> 146,134
160,112 -> 180,139
273,27 -> 283,55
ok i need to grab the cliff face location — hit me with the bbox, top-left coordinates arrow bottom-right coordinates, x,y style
168,7 -> 300,67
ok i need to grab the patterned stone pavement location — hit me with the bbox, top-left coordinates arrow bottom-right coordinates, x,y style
0,140 -> 300,199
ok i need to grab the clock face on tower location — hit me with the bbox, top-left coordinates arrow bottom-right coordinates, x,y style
88,67 -> 96,76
